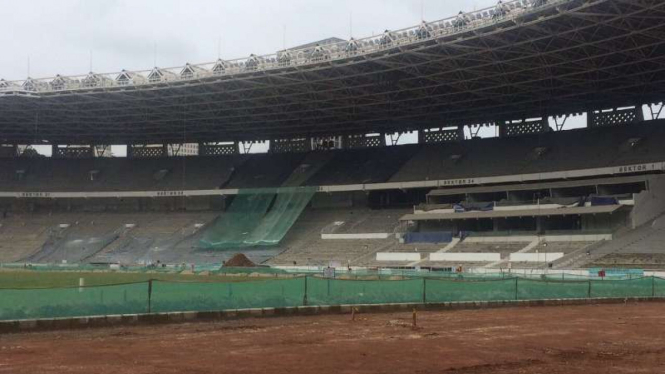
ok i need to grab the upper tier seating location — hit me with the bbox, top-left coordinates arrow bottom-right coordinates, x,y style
304,145 -> 420,186
0,156 -> 240,192
389,121 -> 665,182
1,120 -> 665,192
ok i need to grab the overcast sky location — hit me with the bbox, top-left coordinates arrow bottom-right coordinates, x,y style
0,0 -> 500,81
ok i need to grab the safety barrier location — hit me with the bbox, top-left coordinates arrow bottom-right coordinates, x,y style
1,276 -> 664,321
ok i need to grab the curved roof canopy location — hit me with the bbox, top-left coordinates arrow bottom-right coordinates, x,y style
1,0 -> 664,144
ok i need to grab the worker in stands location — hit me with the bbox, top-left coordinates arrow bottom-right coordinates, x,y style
453,11 -> 471,27
494,1 -> 510,18
346,38 -> 359,54
379,30 -> 396,47
415,21 -> 432,39
278,51 -> 292,66
310,44 -> 327,60
246,54 -> 259,70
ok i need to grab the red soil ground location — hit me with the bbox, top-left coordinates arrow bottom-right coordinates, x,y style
1,303 -> 664,374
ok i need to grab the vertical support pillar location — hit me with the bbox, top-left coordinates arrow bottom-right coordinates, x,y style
51,144 -> 58,158
147,279 -> 153,314
586,109 -> 595,128
497,120 -> 507,137
162,143 -> 169,157
456,125 -> 465,141
422,277 -> 427,304
635,104 -> 645,122
514,277 -> 519,300
536,217 -> 543,233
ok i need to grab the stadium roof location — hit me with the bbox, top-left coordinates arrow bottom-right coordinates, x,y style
1,0 -> 665,145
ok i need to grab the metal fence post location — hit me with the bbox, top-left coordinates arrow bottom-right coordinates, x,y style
652,276 -> 656,298
147,279 -> 153,314
588,279 -> 592,299
423,277 -> 427,304
514,277 -> 519,301
303,276 -> 308,306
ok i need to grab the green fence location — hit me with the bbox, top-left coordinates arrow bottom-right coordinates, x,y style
1,277 -> 664,321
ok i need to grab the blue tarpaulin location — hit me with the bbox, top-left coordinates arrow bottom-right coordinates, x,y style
454,202 -> 494,213
404,232 -> 453,244
589,196 -> 619,206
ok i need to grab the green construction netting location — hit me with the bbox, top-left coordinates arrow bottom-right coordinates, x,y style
244,187 -> 317,246
655,277 -> 665,297
516,279 -> 590,300
199,190 -> 275,249
150,278 -> 305,313
306,278 -> 424,305
0,282 -> 149,321
426,278 -> 517,302
2,277 -> 665,321
199,187 -> 316,249
588,277 -> 655,298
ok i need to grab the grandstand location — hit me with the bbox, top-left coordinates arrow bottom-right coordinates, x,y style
1,0 -> 665,274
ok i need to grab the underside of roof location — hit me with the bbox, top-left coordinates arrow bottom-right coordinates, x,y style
1,0 -> 665,144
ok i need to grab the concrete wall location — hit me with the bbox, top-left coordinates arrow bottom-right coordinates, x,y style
429,253 -> 501,262
0,195 -> 222,213
323,233 -> 391,240
509,253 -> 564,262
543,234 -> 612,241
311,191 -> 368,209
632,175 -> 665,228
376,253 -> 421,261
581,210 -> 629,232
464,236 -> 535,243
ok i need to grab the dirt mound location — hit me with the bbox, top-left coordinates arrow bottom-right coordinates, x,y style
224,253 -> 256,267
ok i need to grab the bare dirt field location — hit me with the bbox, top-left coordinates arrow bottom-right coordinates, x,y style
1,303 -> 665,374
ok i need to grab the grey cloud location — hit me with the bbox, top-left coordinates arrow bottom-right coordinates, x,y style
0,0 -> 497,80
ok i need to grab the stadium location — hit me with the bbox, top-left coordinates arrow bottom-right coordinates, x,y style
2,0 -> 665,372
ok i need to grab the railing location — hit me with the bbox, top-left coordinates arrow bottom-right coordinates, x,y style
0,0 -> 566,94
466,230 -> 613,238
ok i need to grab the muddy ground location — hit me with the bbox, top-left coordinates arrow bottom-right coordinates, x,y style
1,303 -> 664,373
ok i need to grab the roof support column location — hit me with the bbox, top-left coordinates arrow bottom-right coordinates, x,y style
498,120 -> 507,137
587,109 -> 595,128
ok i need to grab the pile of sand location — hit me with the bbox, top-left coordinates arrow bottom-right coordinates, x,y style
224,253 -> 256,267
